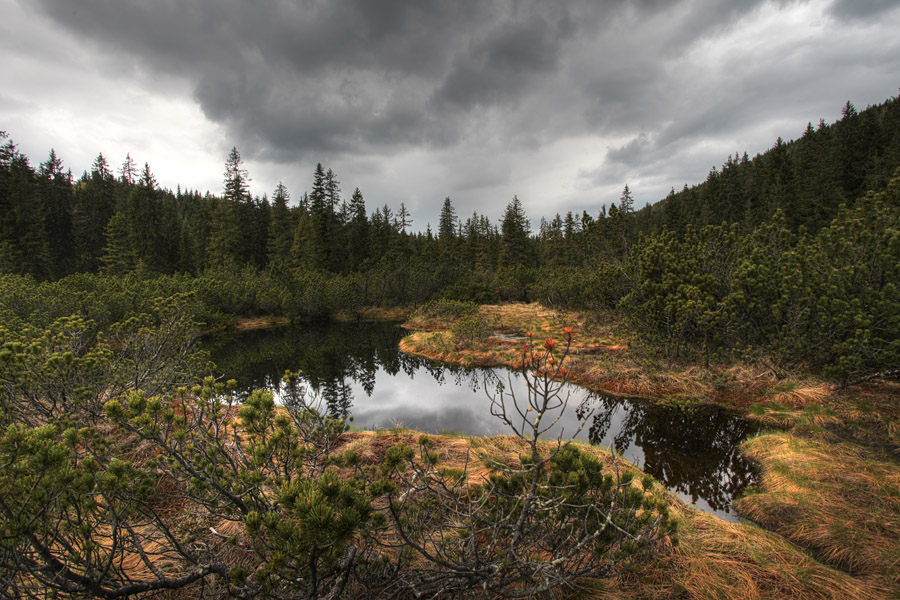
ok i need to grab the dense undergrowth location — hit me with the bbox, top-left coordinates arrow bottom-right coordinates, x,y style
0,298 -> 683,599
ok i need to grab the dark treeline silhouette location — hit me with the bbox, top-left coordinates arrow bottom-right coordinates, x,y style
632,97 -> 900,236
2,92 -> 900,384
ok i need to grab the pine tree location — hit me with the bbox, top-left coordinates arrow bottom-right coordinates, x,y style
763,137 -> 796,227
346,187 -> 370,271
267,182 -> 295,268
39,149 -> 75,278
120,163 -> 174,273
498,195 -> 530,267
836,100 -> 865,199
72,154 -> 117,272
206,197 -> 241,268
119,153 -> 138,184
323,168 -> 344,271
324,168 -> 341,215
302,163 -> 331,271
619,184 -> 634,215
100,211 -> 137,275
396,203 -> 412,234
438,197 -> 456,242
0,134 -> 50,277
252,195 -> 271,269
223,147 -> 250,203
290,211 -> 315,271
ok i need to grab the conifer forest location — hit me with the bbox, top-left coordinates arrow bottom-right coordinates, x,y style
1,90 -> 899,598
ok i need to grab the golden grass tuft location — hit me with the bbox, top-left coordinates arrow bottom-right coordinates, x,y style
589,504 -> 888,600
232,315 -> 291,330
339,430 -> 894,598
770,382 -> 831,408
736,432 -> 900,591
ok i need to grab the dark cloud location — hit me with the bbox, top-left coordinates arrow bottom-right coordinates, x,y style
26,0 -> 778,163
26,0 -> 496,158
8,0 -> 900,227
828,0 -> 900,21
433,9 -> 575,110
606,133 -> 653,167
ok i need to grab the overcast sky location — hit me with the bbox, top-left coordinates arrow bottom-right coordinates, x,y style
2,0 -> 899,230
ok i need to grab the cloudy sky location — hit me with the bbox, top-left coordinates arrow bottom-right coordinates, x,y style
2,0 -> 899,229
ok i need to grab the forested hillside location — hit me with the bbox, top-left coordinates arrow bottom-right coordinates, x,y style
2,93 -> 899,384
634,97 -> 900,235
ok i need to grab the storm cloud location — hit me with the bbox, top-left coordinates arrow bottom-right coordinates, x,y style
4,0 -> 900,227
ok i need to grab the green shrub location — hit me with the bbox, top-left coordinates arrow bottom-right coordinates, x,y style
415,299 -> 478,320
450,312 -> 494,347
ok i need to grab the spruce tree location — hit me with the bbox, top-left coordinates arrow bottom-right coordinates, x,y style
39,149 -> 75,278
498,195 -> 530,267
306,163 -> 330,271
223,146 -> 250,203
100,211 -> 137,275
0,135 -> 50,277
396,203 -> 412,234
346,187 -> 370,271
267,182 -> 295,268
206,197 -> 241,269
72,154 -> 117,272
122,163 -> 172,273
438,197 -> 456,243
118,152 -> 138,184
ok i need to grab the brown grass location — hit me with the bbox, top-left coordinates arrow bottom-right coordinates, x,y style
662,508 -> 886,599
232,315 -> 291,330
399,303 -> 845,412
83,303 -> 900,598
348,432 -> 890,599
595,509 -> 887,600
336,430 -> 895,600
737,432 -> 900,591
397,302 -> 900,599
96,417 -> 899,600
330,306 -> 411,322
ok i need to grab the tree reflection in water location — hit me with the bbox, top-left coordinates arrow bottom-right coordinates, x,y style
578,397 -> 759,514
203,323 -> 758,519
203,321 -> 429,417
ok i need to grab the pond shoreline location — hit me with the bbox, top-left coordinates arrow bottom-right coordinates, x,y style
397,303 -> 900,598
199,305 -> 899,597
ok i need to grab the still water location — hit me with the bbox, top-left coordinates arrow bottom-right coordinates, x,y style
202,322 -> 759,520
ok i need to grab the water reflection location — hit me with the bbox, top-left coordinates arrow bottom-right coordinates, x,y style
202,322 -> 758,519
580,398 -> 759,516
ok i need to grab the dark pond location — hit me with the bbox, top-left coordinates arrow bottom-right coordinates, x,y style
202,322 -> 759,521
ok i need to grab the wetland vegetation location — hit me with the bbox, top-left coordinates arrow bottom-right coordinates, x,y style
1,94 -> 899,597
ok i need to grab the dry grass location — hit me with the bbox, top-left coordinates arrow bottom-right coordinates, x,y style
232,315 -> 291,330
330,306 -> 411,322
660,508 -> 886,600
397,302 -> 900,599
737,432 -> 900,592
771,382 -> 831,408
346,431 -> 891,599
90,303 -> 898,599
594,509 -> 887,600
97,418 -> 899,600
400,303 -> 844,412
337,430 -> 895,599
341,430 -> 617,486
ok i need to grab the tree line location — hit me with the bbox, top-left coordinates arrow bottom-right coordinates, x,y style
2,92 -> 900,383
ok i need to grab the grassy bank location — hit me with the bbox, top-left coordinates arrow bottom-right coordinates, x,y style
338,429 -> 888,599
400,303 -> 900,598
402,303 -> 836,409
